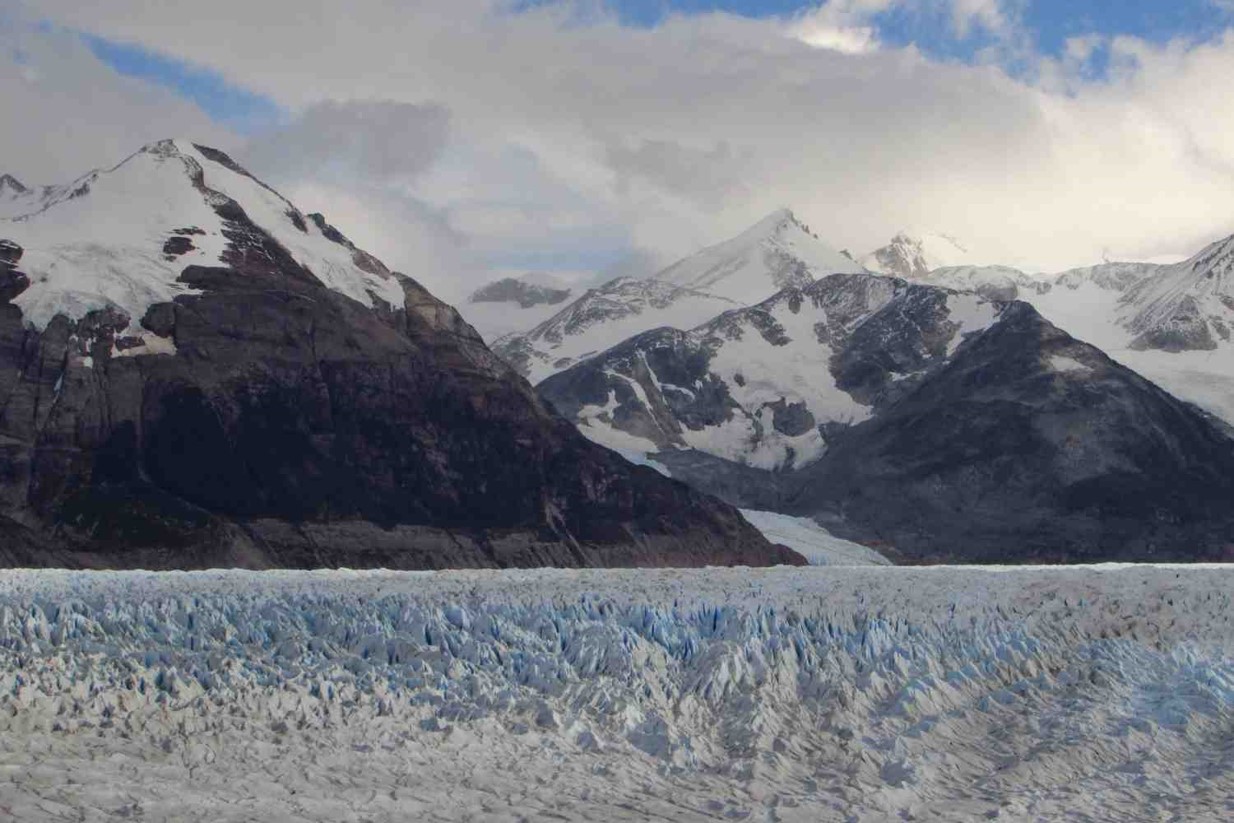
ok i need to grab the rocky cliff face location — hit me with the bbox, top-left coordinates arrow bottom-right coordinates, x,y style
786,302 -> 1234,563
0,141 -> 797,570
540,275 -> 1234,563
539,273 -> 1002,471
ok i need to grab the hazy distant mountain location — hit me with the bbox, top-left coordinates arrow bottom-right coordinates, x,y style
462,273 -> 573,340
654,208 -> 865,304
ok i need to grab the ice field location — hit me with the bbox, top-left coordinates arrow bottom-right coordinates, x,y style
0,566 -> 1232,821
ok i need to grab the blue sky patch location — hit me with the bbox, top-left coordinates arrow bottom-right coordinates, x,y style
83,35 -> 284,134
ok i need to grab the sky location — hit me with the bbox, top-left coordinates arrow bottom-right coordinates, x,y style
5,0 -> 1234,300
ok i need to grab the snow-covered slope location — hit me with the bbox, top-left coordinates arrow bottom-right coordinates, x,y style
541,273 -> 1001,470
654,208 -> 865,305
1026,254 -> 1234,425
866,248 -> 1234,426
860,231 -> 973,279
540,272 -> 1234,563
2,566 -> 1231,821
461,273 -> 574,341
493,276 -> 737,383
920,264 -> 1052,302
739,509 -> 890,565
0,139 -> 405,332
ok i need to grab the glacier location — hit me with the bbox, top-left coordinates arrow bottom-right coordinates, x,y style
0,566 -> 1232,821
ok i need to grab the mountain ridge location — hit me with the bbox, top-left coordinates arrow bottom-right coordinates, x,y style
539,272 -> 1234,563
0,140 -> 798,570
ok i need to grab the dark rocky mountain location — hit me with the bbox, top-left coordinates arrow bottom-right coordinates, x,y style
540,273 -> 1003,471
0,140 -> 798,570
539,274 -> 1234,563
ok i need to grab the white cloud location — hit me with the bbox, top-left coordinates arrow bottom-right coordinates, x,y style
10,0 -> 1234,280
0,16 -> 233,183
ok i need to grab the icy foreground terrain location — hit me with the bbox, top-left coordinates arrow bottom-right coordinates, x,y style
1,568 -> 1232,821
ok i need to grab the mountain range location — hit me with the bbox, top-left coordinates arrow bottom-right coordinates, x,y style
471,215 -> 1234,564
0,141 -> 797,570
538,272 -> 1234,562
5,141 -> 1233,567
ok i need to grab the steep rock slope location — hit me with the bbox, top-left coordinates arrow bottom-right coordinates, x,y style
540,273 -> 1001,470
787,302 -> 1234,562
493,277 -> 737,383
924,254 -> 1234,426
540,275 -> 1234,562
653,208 -> 866,304
0,141 -> 796,570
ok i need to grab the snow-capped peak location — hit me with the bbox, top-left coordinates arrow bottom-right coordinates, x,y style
0,138 -> 406,331
653,208 -> 866,305
861,231 -> 973,279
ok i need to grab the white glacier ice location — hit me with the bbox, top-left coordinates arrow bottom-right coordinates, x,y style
0,566 -> 1231,821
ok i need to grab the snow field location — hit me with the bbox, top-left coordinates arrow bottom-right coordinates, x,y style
0,566 -> 1232,821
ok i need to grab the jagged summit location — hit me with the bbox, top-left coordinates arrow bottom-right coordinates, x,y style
860,231 -> 972,279
0,138 -> 404,331
653,208 -> 865,305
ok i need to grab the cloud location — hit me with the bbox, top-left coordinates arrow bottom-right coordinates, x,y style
12,0 -> 1234,279
0,14 -> 233,182
243,100 -> 452,185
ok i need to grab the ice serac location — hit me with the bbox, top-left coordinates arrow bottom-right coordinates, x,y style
654,208 -> 866,305
3,567 -> 1232,820
540,273 -> 1234,563
0,140 -> 799,570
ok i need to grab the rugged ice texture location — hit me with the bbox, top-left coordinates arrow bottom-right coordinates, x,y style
1,567 -> 1231,821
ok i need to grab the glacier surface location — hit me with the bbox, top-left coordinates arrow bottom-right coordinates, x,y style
0,566 -> 1232,821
